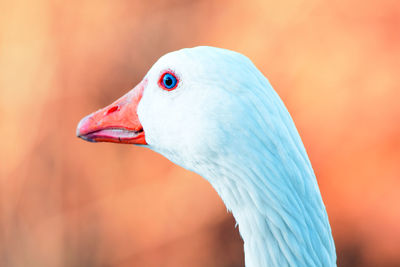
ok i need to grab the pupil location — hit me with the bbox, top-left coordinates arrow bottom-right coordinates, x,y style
165,76 -> 172,86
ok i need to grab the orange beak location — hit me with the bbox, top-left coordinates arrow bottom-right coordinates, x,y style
76,79 -> 147,145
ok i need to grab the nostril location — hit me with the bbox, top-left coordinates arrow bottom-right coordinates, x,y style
105,105 -> 119,115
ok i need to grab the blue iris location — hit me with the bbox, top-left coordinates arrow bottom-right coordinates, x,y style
162,73 -> 177,89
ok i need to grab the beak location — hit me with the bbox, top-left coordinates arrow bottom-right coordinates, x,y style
76,79 -> 147,145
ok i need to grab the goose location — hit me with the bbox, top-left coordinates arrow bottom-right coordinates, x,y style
76,46 -> 336,267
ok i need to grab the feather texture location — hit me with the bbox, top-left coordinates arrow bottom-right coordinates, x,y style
79,46 -> 337,267
138,47 -> 336,267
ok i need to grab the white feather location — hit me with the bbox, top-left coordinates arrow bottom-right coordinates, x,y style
137,46 -> 336,267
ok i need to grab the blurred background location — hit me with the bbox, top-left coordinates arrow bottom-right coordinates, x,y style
0,0 -> 399,266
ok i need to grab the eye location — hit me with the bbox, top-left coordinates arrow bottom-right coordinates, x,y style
159,72 -> 178,90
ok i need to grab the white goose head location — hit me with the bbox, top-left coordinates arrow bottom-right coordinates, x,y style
77,46 -> 336,267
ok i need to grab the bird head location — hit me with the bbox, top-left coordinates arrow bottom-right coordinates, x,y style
77,46 -> 283,174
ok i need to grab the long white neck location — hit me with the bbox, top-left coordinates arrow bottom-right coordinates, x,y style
146,54 -> 337,266
191,86 -> 337,266
201,146 -> 336,267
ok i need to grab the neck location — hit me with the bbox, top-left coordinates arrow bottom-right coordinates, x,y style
201,146 -> 336,267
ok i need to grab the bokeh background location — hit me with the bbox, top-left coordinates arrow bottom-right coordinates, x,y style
1,0 -> 399,266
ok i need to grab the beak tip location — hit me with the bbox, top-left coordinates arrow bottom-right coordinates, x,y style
76,114 -> 92,140
76,128 -> 81,138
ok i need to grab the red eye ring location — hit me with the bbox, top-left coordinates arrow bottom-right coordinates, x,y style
158,71 -> 179,91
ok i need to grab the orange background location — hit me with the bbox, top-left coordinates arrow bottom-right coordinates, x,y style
0,0 -> 399,266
